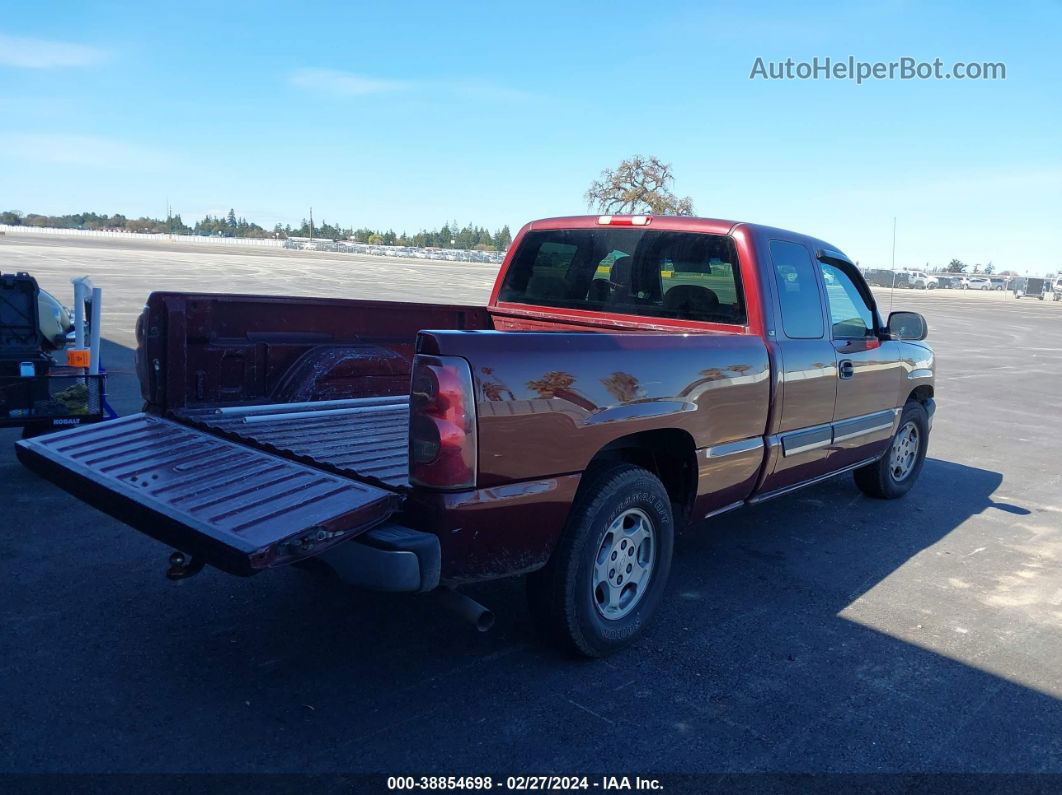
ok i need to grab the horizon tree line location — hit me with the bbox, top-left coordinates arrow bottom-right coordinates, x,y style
0,209 -> 513,252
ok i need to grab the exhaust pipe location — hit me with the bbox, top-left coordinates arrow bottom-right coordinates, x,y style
437,588 -> 494,632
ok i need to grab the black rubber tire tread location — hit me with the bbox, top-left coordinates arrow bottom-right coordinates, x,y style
526,463 -> 674,657
853,400 -> 929,499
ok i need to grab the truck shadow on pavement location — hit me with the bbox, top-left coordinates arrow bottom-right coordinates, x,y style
3,343 -> 1059,772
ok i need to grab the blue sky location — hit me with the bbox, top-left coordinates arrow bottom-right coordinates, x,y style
1,1 -> 1059,272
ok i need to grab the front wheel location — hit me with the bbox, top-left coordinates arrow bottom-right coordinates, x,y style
853,401 -> 929,499
527,464 -> 674,657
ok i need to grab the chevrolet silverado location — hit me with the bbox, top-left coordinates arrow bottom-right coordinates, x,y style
17,215 -> 935,656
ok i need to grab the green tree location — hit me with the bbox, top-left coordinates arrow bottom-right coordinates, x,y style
494,225 -> 512,250
946,259 -> 967,274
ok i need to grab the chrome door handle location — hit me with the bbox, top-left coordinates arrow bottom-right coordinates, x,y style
839,360 -> 855,379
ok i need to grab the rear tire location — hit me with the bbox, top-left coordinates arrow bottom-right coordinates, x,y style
854,401 -> 929,499
527,464 -> 674,657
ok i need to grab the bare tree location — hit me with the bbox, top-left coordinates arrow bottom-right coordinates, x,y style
601,372 -> 642,403
585,155 -> 695,216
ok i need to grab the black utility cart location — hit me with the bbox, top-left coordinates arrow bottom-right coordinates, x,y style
0,271 -> 109,438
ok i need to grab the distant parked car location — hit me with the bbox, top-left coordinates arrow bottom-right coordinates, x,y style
934,275 -> 959,289
863,268 -> 910,288
908,271 -> 938,289
1050,276 -> 1062,301
961,277 -> 992,290
989,278 -> 1006,291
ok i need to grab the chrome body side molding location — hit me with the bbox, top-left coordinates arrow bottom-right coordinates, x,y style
831,408 -> 899,443
705,437 -> 765,459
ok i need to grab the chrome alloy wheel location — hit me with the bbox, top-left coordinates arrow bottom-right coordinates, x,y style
889,421 -> 920,482
592,508 -> 656,620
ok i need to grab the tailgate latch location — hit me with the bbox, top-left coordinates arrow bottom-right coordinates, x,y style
166,550 -> 205,581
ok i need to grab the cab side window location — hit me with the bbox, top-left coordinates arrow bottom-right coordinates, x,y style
770,240 -> 823,339
820,262 -> 875,339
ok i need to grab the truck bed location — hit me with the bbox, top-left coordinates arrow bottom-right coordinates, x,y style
177,397 -> 410,488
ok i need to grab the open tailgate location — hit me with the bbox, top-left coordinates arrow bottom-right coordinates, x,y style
16,413 -> 400,575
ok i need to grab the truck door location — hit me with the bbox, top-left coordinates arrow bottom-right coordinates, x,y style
817,258 -> 903,469
757,239 -> 838,495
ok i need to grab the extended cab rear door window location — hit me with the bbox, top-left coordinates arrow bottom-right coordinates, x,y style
769,240 -> 823,339
498,229 -> 747,325
819,262 -> 876,338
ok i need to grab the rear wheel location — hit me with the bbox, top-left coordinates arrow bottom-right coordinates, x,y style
853,401 -> 929,499
527,464 -> 674,657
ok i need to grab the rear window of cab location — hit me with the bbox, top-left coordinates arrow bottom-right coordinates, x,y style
498,229 -> 747,325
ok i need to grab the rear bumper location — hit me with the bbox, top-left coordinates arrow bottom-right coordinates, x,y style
319,523 -> 441,593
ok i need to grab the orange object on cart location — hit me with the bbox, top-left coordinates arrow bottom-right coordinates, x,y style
66,349 -> 91,368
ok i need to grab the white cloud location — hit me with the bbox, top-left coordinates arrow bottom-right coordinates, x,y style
448,78 -> 532,103
0,32 -> 109,68
0,133 -> 171,171
288,68 -> 412,96
288,67 -> 530,102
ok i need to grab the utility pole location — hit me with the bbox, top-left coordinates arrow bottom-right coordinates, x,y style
891,216 -> 897,271
889,216 -> 897,314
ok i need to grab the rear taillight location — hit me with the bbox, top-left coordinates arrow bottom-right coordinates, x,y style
409,354 -> 477,490
134,305 -> 153,404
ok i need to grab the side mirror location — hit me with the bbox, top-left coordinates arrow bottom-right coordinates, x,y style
887,311 -> 928,341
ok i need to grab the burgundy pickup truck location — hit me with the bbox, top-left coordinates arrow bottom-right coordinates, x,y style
17,215 -> 935,656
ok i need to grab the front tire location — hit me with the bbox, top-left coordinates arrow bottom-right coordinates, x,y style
527,464 -> 674,657
853,401 -> 929,499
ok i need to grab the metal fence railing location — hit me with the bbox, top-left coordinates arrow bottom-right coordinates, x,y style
0,224 -> 286,247
0,225 -> 507,263
282,239 -> 506,264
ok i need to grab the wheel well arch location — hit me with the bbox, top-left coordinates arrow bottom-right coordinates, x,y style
908,385 -> 934,404
583,428 -> 698,523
